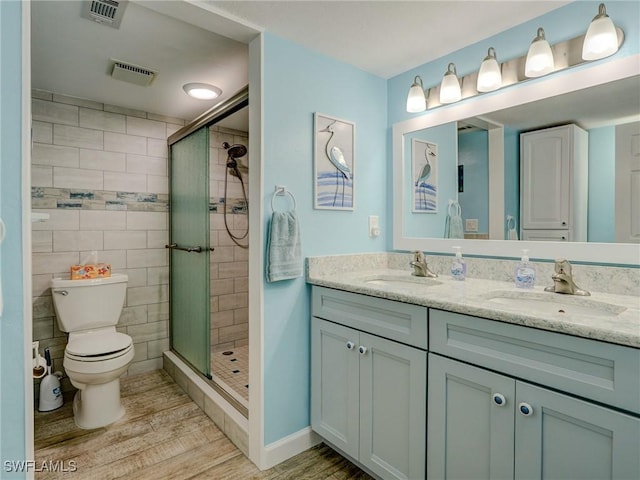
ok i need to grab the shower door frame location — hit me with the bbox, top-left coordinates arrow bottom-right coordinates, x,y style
167,86 -> 249,417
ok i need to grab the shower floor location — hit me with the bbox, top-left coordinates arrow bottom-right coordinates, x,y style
211,345 -> 249,407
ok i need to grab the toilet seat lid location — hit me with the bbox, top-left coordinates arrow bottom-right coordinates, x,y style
66,331 -> 133,357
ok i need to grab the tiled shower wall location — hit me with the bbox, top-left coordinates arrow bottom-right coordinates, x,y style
209,125 -> 249,353
31,89 -> 182,395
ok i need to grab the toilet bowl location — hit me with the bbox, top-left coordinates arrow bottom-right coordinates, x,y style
50,274 -> 134,429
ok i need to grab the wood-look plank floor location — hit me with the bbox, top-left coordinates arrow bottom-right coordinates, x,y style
34,370 -> 373,480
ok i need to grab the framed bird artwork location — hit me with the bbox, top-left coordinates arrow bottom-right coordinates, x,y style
411,138 -> 438,212
314,113 -> 355,210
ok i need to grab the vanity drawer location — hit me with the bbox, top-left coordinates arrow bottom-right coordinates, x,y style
430,309 -> 640,415
312,286 -> 428,349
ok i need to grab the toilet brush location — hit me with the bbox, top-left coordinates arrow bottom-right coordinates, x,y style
39,348 -> 63,411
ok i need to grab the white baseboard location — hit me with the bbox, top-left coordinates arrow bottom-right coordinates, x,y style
261,427 -> 322,469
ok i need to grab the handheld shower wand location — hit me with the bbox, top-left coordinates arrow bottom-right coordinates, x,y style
221,142 -> 249,248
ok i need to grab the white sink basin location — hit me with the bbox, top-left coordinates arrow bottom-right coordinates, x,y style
483,291 -> 626,318
363,274 -> 442,288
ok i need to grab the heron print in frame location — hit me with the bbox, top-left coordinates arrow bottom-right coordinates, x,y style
412,138 -> 438,212
314,113 -> 355,210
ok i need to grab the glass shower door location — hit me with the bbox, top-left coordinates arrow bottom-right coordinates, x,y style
169,127 -> 211,377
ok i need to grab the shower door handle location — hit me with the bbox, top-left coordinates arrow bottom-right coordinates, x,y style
165,243 -> 204,253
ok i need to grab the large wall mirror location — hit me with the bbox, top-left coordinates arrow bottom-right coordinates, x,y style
393,55 -> 640,264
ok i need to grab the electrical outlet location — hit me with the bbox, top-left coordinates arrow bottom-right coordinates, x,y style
465,219 -> 479,232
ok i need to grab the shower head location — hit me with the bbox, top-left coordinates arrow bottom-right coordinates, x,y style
222,142 -> 247,159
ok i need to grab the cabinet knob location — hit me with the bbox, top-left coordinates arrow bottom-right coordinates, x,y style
346,341 -> 355,350
562,221 -> 567,225
518,402 -> 534,417
358,346 -> 368,355
561,236 -> 566,241
492,393 -> 506,407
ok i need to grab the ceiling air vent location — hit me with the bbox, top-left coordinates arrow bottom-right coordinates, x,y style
81,0 -> 128,29
110,59 -> 158,87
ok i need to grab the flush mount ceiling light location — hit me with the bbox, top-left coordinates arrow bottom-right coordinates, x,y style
477,47 -> 502,93
525,28 -> 554,78
582,3 -> 619,60
183,83 -> 222,100
439,63 -> 462,104
406,76 -> 427,113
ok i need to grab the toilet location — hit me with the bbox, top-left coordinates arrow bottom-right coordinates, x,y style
50,273 -> 134,429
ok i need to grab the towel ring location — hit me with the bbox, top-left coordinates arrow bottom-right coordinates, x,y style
271,186 -> 296,212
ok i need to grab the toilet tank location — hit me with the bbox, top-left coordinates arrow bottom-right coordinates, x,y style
50,274 -> 128,333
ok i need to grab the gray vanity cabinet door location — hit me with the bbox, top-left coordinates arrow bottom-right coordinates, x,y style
359,332 -> 427,480
428,354 -> 515,480
515,381 -> 640,480
311,317 -> 360,459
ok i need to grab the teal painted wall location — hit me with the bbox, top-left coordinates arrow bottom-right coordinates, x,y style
588,126 -> 616,242
458,130 -> 489,235
262,33 -> 387,443
0,0 -> 27,477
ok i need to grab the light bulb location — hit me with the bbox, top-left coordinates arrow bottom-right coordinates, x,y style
525,28 -> 554,78
477,47 -> 502,92
406,76 -> 427,112
440,63 -> 461,104
582,3 -> 619,60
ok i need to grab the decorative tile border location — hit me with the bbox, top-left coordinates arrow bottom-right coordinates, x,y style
32,187 -> 248,215
32,187 -> 168,212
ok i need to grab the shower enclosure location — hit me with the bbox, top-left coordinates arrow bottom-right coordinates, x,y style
167,88 -> 249,415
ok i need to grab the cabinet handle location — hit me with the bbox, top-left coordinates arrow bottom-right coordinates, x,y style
358,346 -> 368,355
518,402 -> 534,417
492,393 -> 506,407
346,341 -> 355,350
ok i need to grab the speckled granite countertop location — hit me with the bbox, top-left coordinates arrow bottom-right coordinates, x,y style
307,263 -> 640,349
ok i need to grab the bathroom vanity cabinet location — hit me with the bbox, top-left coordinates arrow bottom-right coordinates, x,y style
311,287 -> 427,480
309,285 -> 640,480
428,309 -> 640,480
520,124 -> 588,241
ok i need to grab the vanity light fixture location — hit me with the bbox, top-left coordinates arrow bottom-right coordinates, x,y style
525,28 -> 554,78
183,82 -> 222,100
477,47 -> 502,92
406,75 -> 427,113
582,3 -> 619,60
439,63 -> 462,104
404,7 -> 624,113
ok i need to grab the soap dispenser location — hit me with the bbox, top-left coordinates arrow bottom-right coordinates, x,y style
515,249 -> 536,288
450,246 -> 467,281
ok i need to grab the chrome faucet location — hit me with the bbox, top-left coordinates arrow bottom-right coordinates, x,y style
544,259 -> 590,296
410,251 -> 438,278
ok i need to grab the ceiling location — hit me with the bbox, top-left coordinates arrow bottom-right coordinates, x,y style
31,0 -> 571,124
209,1 -> 570,79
